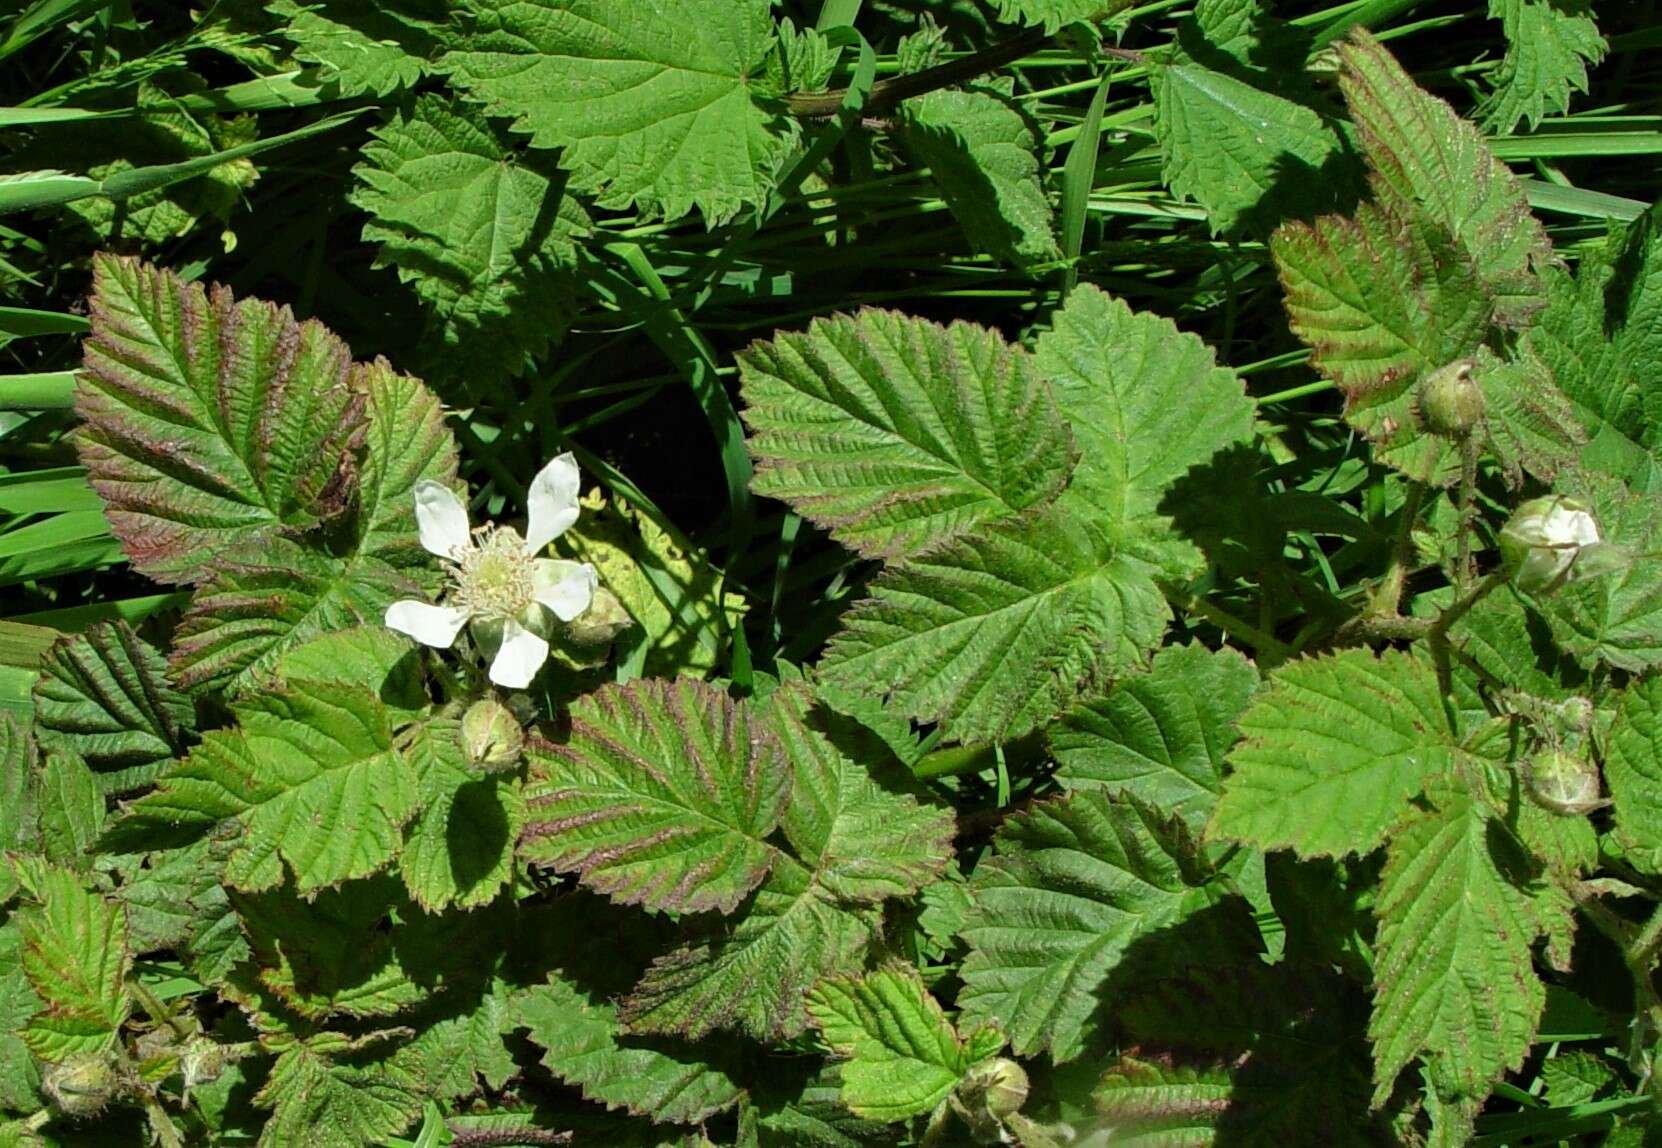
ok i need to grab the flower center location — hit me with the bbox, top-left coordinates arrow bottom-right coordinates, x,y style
449,526 -> 535,621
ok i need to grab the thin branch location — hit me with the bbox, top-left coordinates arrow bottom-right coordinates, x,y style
786,28 -> 1051,118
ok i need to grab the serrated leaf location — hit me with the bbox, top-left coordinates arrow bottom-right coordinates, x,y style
75,255 -> 366,584
255,1038 -> 422,1148
1369,779 -> 1570,1108
754,1064 -> 892,1148
738,309 -> 1073,561
808,963 -> 1003,1123
1535,476 -> 1662,671
31,621 -> 193,794
1271,203 -> 1489,484
1210,649 -> 1457,859
1152,60 -> 1344,235
1472,345 -> 1587,487
351,95 -> 588,385
0,714 -> 37,854
106,681 -> 419,893
1034,284 -> 1255,563
112,837 -> 226,955
1478,0 -> 1606,133
268,0 -> 441,97
442,0 -> 799,225
1092,1056 -> 1236,1146
622,857 -> 879,1042
767,685 -> 954,904
516,975 -> 740,1124
396,976 -> 517,1101
899,86 -> 1058,267
819,505 -> 1168,744
1337,31 -> 1552,325
1541,1049 -> 1618,1107
167,361 -> 457,694
1053,642 -> 1258,832
521,678 -> 787,914
273,627 -> 427,721
399,717 -> 520,912
0,923 -> 44,1112
1603,675 -> 1662,875
35,752 -> 102,868
17,866 -> 131,1063
990,0 -> 1116,32
957,789 -> 1215,1062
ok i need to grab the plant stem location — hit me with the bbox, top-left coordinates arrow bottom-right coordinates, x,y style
448,1128 -> 573,1147
786,27 -> 1051,117
1370,480 -> 1425,617
1455,436 -> 1481,592
1161,582 -> 1294,663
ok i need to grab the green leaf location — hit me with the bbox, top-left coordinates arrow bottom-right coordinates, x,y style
268,0 -> 441,97
989,0 -> 1115,32
818,505 -> 1168,744
1337,31 -> 1552,325
957,789 -> 1215,1062
1603,675 -> 1662,875
1478,0 -> 1606,133
75,255 -> 367,585
0,923 -> 44,1112
1092,1056 -> 1236,1145
395,976 -> 516,1101
254,1035 -> 422,1148
1368,779 -> 1570,1109
807,963 -> 1004,1123
737,309 -> 1073,561
1210,649 -> 1457,859
351,95 -> 588,385
111,837 -> 225,955
30,621 -> 193,794
399,717 -> 521,912
1271,203 -> 1489,485
1152,60 -> 1344,235
167,361 -> 457,694
17,866 -> 131,1063
622,857 -> 879,1042
35,751 -> 103,868
0,713 -> 37,853
1471,345 -> 1587,487
899,86 -> 1059,267
767,685 -> 954,905
1535,476 -> 1662,671
1034,284 -> 1255,564
521,678 -> 788,915
1053,642 -> 1258,833
515,975 -> 741,1124
272,627 -> 427,721
107,680 -> 420,894
442,0 -> 799,225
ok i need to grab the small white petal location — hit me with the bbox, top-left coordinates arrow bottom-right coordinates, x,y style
488,620 -> 549,689
385,600 -> 470,648
414,481 -> 472,559
523,452 -> 582,554
531,559 -> 598,622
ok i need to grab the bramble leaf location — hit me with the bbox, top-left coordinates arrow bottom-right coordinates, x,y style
254,1035 -> 422,1148
0,923 -> 43,1112
31,622 -> 193,794
1369,779 -> 1571,1110
899,86 -> 1059,267
352,95 -> 588,386
1092,1056 -> 1236,1144
807,963 -> 1004,1122
1603,675 -> 1662,875
1053,642 -> 1258,832
515,975 -> 741,1124
1210,649 -> 1458,858
272,627 -> 426,721
520,678 -> 789,915
1533,476 -> 1662,671
442,0 -> 798,225
738,309 -> 1074,561
990,0 -> 1117,32
399,717 -> 521,912
268,0 -> 441,97
106,681 -> 420,894
818,505 -> 1168,744
17,866 -> 131,1063
0,714 -> 37,855
957,789 -> 1216,1062
36,751 -> 103,868
1479,0 -> 1606,133
75,255 -> 366,584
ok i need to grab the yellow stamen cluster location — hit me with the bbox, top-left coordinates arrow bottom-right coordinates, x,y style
448,525 -> 535,621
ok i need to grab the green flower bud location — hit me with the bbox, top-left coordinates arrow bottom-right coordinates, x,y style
461,698 -> 525,774
564,586 -> 633,649
951,1056 -> 1030,1141
1499,496 -> 1603,595
1417,360 -> 1483,438
1524,749 -> 1604,817
180,1037 -> 228,1090
43,1054 -> 121,1119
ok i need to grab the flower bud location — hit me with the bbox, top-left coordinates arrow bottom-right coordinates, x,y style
1417,360 -> 1483,438
1524,749 -> 1604,817
43,1054 -> 120,1119
564,587 -> 633,649
180,1037 -> 228,1090
461,698 -> 524,774
952,1056 -> 1030,1141
1499,496 -> 1602,595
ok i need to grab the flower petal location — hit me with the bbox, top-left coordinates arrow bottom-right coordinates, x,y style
414,480 -> 472,559
531,559 -> 599,622
523,453 -> 582,553
385,600 -> 469,648
488,620 -> 549,689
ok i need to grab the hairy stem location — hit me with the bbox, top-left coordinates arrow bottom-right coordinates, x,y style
1369,480 -> 1425,618
448,1128 -> 573,1147
1161,582 -> 1294,664
786,27 -> 1052,117
1455,437 -> 1480,592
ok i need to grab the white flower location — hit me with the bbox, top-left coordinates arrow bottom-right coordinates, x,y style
385,453 -> 599,688
1499,495 -> 1603,594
